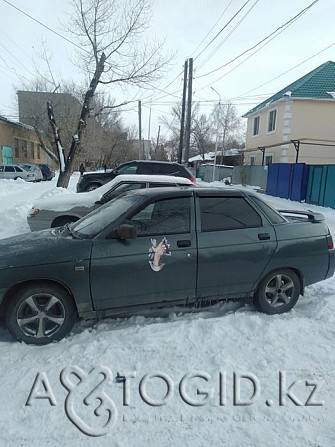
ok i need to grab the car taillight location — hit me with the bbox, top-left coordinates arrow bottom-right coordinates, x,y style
29,208 -> 39,216
189,177 -> 196,183
327,234 -> 334,249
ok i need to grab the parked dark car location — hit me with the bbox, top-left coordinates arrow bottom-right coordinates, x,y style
38,164 -> 55,181
76,160 -> 196,192
0,187 -> 334,344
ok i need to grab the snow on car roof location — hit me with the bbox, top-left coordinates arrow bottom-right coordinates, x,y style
31,174 -> 193,211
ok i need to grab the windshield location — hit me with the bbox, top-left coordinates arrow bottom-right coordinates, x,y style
71,193 -> 141,238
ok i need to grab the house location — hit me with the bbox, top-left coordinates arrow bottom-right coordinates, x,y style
243,61 -> 335,165
0,115 -> 54,166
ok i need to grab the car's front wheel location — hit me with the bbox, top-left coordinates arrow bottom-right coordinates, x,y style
85,183 -> 101,192
253,269 -> 300,314
5,283 -> 77,344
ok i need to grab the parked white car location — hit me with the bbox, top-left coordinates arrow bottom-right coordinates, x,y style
27,174 -> 193,231
0,164 -> 35,182
19,164 -> 43,182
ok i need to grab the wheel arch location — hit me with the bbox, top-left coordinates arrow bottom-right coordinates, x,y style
51,215 -> 80,228
85,181 -> 104,191
0,279 -> 78,318
254,267 -> 305,297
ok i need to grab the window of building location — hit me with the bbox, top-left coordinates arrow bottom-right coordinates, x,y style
14,138 -> 19,158
252,116 -> 260,136
265,155 -> 273,166
199,197 -> 262,232
37,145 -> 41,159
30,142 -> 35,159
22,141 -> 28,158
267,109 -> 277,133
250,156 -> 257,166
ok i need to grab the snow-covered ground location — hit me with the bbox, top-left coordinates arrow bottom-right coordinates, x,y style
0,175 -> 334,446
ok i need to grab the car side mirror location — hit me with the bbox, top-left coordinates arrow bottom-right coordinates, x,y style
107,224 -> 137,240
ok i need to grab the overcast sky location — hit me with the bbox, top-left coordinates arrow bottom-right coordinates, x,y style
0,0 -> 334,142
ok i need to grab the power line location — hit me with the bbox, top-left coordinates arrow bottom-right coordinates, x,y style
237,40 -> 335,98
2,0 -> 89,54
194,0 -> 252,61
191,0 -> 235,57
196,0 -> 259,73
196,0 -> 319,80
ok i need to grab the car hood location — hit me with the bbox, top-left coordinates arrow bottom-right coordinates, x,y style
0,229 -> 92,270
33,191 -> 101,212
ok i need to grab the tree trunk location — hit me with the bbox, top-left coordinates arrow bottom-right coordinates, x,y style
47,53 -> 107,188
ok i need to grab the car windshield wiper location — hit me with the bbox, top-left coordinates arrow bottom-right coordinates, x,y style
61,222 -> 80,239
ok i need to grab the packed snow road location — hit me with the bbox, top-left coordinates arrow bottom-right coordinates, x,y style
0,174 -> 334,446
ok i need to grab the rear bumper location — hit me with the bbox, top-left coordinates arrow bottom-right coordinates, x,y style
326,248 -> 335,279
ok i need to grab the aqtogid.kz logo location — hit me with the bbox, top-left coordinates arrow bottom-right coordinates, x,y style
25,367 -> 324,437
26,366 -> 118,437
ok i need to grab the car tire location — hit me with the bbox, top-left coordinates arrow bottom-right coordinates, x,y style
51,216 -> 79,228
42,174 -> 47,181
14,176 -> 22,180
5,283 -> 77,345
85,183 -> 101,192
253,269 -> 300,315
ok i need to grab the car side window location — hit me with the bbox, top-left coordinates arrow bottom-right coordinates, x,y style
15,166 -> 23,172
158,164 -> 180,176
148,182 -> 176,188
200,197 -> 262,232
138,163 -> 156,174
249,196 -> 286,224
101,182 -> 145,202
114,163 -> 138,175
0,166 -> 3,172
128,197 -> 191,235
5,166 -> 15,172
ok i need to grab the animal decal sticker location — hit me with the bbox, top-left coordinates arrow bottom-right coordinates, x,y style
148,237 -> 171,272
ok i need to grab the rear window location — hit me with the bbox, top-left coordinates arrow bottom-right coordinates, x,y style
249,196 -> 286,224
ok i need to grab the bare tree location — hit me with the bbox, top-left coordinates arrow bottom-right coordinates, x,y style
211,101 -> 245,157
48,0 -> 171,187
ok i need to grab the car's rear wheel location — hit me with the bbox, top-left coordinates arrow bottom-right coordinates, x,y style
5,283 -> 77,344
253,269 -> 300,314
85,183 -> 101,192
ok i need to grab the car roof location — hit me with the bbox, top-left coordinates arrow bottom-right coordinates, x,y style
110,174 -> 192,183
121,186 -> 250,199
122,160 -> 186,166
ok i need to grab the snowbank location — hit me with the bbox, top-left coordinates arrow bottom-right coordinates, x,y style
0,174 -> 334,446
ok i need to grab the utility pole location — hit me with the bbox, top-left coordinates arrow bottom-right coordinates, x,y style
156,125 -> 161,149
178,60 -> 188,164
184,57 -> 193,166
138,100 -> 142,159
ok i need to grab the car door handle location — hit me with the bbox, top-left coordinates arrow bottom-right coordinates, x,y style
258,233 -> 270,240
177,240 -> 191,248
